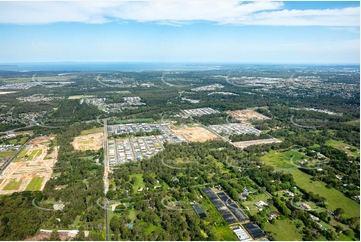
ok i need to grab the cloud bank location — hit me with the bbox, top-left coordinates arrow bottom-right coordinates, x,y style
0,1 -> 359,26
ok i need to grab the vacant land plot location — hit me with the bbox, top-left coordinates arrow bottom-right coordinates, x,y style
72,132 -> 103,151
228,110 -> 270,121
289,169 -> 359,218
260,150 -> 308,170
264,218 -> 303,241
109,118 -> 155,125
0,136 -> 58,195
0,91 -> 18,95
232,138 -> 282,149
172,127 -> 218,142
3,179 -> 22,190
0,151 -> 16,158
25,176 -> 44,191
130,174 -> 145,193
80,127 -> 103,136
68,95 -> 94,100
325,139 -> 359,157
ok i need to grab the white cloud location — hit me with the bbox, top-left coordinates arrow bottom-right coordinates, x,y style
0,1 -> 359,26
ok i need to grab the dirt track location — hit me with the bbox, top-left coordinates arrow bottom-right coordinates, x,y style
172,127 -> 218,142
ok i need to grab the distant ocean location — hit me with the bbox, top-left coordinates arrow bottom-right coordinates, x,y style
0,62 -> 227,72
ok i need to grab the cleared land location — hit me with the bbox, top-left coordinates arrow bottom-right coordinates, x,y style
80,127 -> 103,136
172,127 -> 218,142
264,218 -> 303,241
289,169 -> 360,219
325,139 -> 360,157
261,150 -> 359,218
0,136 -> 58,195
68,95 -> 94,100
3,179 -> 22,190
227,110 -> 270,121
0,91 -> 17,95
72,132 -> 103,151
232,138 -> 282,149
25,176 -> 44,191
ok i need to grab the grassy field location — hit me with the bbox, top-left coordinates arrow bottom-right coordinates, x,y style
68,95 -> 94,100
28,149 -> 42,160
13,148 -> 29,162
241,192 -> 272,215
3,179 -> 22,190
260,150 -> 308,170
109,118 -> 155,125
325,139 -> 359,157
3,77 -> 33,83
344,119 -> 360,127
264,218 -> 303,241
18,149 -> 28,157
80,127 -> 103,136
130,174 -> 145,193
0,151 -> 16,158
144,224 -> 158,234
198,188 -> 239,241
0,179 -> 3,185
128,208 -> 137,222
7,136 -> 29,145
25,177 -> 44,191
106,90 -> 131,94
212,225 -> 239,241
289,169 -> 359,218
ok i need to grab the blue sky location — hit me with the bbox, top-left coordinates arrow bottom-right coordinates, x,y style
0,1 -> 359,64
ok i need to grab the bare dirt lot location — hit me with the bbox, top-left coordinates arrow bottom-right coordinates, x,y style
0,136 -> 58,195
228,110 -> 270,121
172,127 -> 218,142
72,132 -> 103,151
0,91 -> 17,95
232,138 -> 282,149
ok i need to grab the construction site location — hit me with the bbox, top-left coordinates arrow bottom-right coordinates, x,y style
0,136 -> 58,195
227,110 -> 270,121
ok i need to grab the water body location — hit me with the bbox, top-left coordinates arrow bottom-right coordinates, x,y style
0,62 -> 227,72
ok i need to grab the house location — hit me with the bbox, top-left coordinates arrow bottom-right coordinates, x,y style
239,192 -> 248,200
244,188 -> 252,193
267,212 -> 279,219
284,190 -> 295,197
316,152 -> 325,158
255,200 -> 268,208
53,201 -> 65,211
335,175 -> 343,180
310,214 -> 320,221
301,203 -> 312,210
